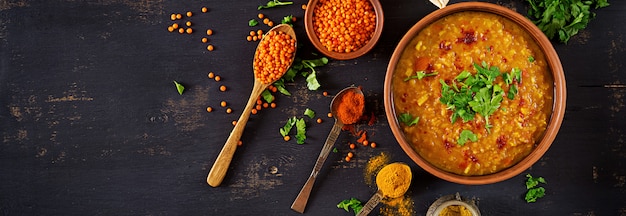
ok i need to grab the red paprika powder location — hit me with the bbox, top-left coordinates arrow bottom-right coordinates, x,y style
336,90 -> 365,124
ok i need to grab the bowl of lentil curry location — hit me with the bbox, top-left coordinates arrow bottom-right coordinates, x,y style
304,0 -> 383,60
383,2 -> 566,185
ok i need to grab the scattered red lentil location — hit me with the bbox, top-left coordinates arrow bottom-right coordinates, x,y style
207,45 -> 214,51
237,140 -> 243,146
301,4 -> 307,10
349,143 -> 356,149
262,102 -> 269,108
219,85 -> 227,92
267,21 -> 274,27
327,112 -> 333,118
232,120 -> 237,126
206,29 -> 213,35
208,72 -> 215,79
251,109 -> 258,115
255,104 -> 262,111
186,21 -> 192,26
201,7 -> 208,13
263,18 -> 269,24
170,14 -> 177,21
178,28 -> 185,34
362,140 -> 369,146
202,37 -> 208,43
270,103 -> 276,108
186,11 -> 192,17
176,14 -> 182,19
370,142 -> 377,148
206,106 -> 213,112
186,28 -> 193,34
284,135 -> 291,141
247,36 -> 253,41
226,108 -> 232,114
317,118 -> 323,124
345,156 -> 351,162
167,26 -> 174,32
172,23 -> 179,29
215,75 -> 221,81
323,91 -> 328,96
258,13 -> 265,19
220,101 -> 227,107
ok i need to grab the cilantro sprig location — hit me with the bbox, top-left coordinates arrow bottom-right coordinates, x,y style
525,174 -> 547,203
439,61 -> 522,145
337,198 -> 363,215
258,0 -> 293,10
275,56 -> 328,95
398,113 -> 420,126
526,0 -> 610,43
279,116 -> 307,144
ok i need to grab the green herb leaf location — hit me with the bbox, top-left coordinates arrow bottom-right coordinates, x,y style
305,71 -> 321,90
398,113 -> 420,126
332,147 -> 338,153
525,174 -> 547,203
258,0 -> 293,10
173,80 -> 185,95
281,15 -> 294,26
458,129 -> 478,146
337,198 -> 363,215
279,117 -> 297,137
261,89 -> 275,103
526,0 -> 609,43
273,79 -> 291,96
528,56 -> 535,63
403,71 -> 438,81
304,108 -> 315,119
248,19 -> 259,27
295,118 -> 306,144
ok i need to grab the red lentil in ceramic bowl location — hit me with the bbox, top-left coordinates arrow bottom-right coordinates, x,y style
383,2 -> 566,185
304,0 -> 384,60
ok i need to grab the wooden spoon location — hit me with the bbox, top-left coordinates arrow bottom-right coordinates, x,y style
207,24 -> 296,187
357,163 -> 412,216
291,86 -> 364,213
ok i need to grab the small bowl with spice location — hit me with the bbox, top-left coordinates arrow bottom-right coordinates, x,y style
426,193 -> 481,216
383,2 -> 566,184
304,0 -> 384,60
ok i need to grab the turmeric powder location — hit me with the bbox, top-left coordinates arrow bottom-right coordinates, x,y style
376,163 -> 412,198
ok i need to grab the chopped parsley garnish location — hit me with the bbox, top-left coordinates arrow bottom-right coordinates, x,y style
458,129 -> 478,146
261,89 -> 275,103
275,56 -> 329,95
258,0 -> 293,10
526,0 -> 610,43
173,80 -> 185,95
398,113 -> 420,126
281,15 -> 294,26
403,71 -> 438,81
528,56 -> 535,63
525,174 -> 547,203
304,108 -> 315,119
279,116 -> 307,144
337,198 -> 363,215
248,19 -> 258,27
439,61 -> 521,133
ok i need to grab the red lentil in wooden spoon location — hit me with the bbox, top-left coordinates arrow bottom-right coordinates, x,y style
207,24 -> 296,187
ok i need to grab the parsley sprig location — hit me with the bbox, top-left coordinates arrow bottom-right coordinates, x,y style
526,0 -> 609,43
439,61 -> 521,141
525,174 -> 547,203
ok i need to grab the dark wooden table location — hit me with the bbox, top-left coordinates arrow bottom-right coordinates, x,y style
1,0 -> 625,215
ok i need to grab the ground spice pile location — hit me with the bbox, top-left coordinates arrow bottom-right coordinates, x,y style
376,163 -> 411,198
335,89 -> 364,124
364,153 -> 415,216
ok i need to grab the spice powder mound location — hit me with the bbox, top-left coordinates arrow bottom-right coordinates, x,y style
336,90 -> 365,124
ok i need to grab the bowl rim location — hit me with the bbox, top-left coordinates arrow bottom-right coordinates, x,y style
304,0 -> 384,60
383,2 -> 567,185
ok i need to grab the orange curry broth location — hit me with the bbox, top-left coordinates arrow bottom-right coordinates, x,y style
392,11 -> 553,176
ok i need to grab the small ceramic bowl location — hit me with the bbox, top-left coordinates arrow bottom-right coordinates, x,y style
426,193 -> 481,216
383,2 -> 566,184
304,0 -> 384,60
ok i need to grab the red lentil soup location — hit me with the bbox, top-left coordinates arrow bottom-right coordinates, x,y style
392,11 -> 553,176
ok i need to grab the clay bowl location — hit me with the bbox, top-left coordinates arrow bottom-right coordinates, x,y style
304,0 -> 384,60
383,2 -> 566,185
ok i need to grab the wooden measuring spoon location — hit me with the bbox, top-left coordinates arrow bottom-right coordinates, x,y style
207,24 -> 297,187
357,162 -> 412,216
291,86 -> 364,213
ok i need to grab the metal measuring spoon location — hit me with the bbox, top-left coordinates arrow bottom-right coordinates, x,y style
291,86 -> 364,213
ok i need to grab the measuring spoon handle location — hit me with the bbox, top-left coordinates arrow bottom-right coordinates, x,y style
357,190 -> 384,216
291,121 -> 343,213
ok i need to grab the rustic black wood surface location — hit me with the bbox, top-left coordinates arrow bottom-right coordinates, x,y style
1,0 -> 625,215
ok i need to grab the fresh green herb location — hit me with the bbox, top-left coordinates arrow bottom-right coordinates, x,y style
528,56 -> 535,63
279,117 -> 297,137
526,0 -> 610,43
304,108 -> 315,119
275,56 -> 328,94
332,147 -> 338,153
439,62 -> 520,132
273,79 -> 291,96
261,89 -> 275,103
173,80 -> 185,95
403,71 -> 438,81
258,0 -> 293,10
337,198 -> 363,215
295,118 -> 306,144
398,113 -> 420,126
305,71 -> 321,90
300,57 -> 328,90
281,15 -> 294,26
248,19 -> 259,27
458,129 -> 478,146
525,174 -> 547,203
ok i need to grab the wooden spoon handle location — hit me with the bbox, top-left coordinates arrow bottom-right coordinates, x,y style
291,121 -> 343,213
357,191 -> 384,216
207,80 -> 268,187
